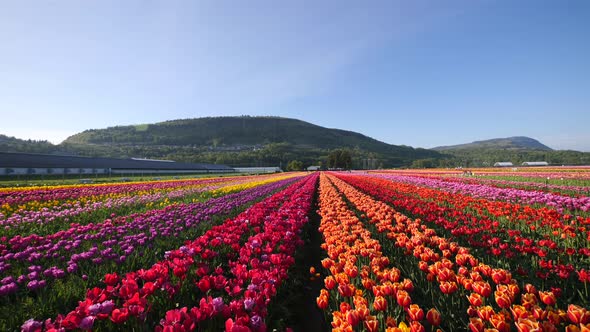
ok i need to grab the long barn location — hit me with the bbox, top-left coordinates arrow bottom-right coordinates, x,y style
0,152 -> 234,176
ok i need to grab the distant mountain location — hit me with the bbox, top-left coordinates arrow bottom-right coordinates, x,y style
432,136 -> 590,167
61,116 -> 441,167
433,136 -> 553,151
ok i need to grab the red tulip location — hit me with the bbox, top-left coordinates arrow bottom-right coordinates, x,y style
110,308 -> 129,324
104,273 -> 119,286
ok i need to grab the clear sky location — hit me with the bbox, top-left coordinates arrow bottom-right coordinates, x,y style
1,0 -> 589,151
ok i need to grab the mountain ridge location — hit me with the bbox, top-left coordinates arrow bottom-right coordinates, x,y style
3,117 -> 589,167
433,136 -> 553,151
60,116 -> 440,167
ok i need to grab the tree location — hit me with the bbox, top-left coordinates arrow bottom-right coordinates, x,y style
327,149 -> 353,169
411,158 -> 436,168
286,160 -> 304,171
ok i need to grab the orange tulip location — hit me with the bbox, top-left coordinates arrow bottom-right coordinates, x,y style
439,281 -> 458,294
467,305 -> 479,317
524,283 -> 537,295
566,325 -> 581,332
316,295 -> 328,309
386,316 -> 397,328
373,296 -> 387,311
338,283 -> 355,297
410,321 -> 425,332
406,304 -> 424,321
382,283 -> 395,296
426,308 -> 441,326
402,278 -> 414,292
477,306 -> 495,321
324,276 -> 336,290
469,317 -> 484,332
344,265 -> 358,278
531,305 -> 547,321
340,302 -> 351,313
568,304 -> 589,325
362,278 -> 375,291
511,305 -> 530,320
397,290 -> 412,307
389,268 -> 401,282
539,291 -> 557,306
541,321 -> 558,332
521,293 -> 538,308
472,281 -> 491,297
364,316 -> 379,332
468,293 -> 483,307
321,258 -> 333,269
491,269 -> 507,284
356,305 -> 370,320
515,318 -> 540,332
494,290 -> 512,309
489,314 -> 510,332
346,310 -> 360,327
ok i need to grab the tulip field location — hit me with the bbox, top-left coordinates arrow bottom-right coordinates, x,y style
2,167 -> 590,331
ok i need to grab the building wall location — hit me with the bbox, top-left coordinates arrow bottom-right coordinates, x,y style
0,167 -> 109,176
0,167 -> 233,176
234,167 -> 281,173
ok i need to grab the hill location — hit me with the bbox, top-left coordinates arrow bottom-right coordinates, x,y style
61,116 -> 441,167
432,136 -> 590,167
5,122 -> 589,169
0,135 -> 60,154
433,136 -> 552,151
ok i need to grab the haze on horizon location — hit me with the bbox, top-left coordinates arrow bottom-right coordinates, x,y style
0,1 -> 589,151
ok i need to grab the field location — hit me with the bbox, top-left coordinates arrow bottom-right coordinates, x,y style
2,167 -> 590,331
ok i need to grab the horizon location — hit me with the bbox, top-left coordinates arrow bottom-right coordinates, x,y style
1,1 -> 589,151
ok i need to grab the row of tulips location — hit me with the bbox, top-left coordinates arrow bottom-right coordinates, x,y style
0,174 -> 273,227
1,174 -> 301,330
20,173 -> 317,331
425,173 -> 590,197
1,175 -> 297,290
157,173 -> 318,332
340,173 -> 590,285
0,176 -> 250,214
328,172 -> 590,331
377,167 -> 590,178
370,173 -> 590,213
315,173 -> 436,332
372,170 -> 590,197
0,181 -> 229,238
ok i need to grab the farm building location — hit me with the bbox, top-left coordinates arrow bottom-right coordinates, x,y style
493,162 -> 514,167
0,152 -> 234,176
307,165 -> 321,171
522,161 -> 549,166
233,167 -> 282,174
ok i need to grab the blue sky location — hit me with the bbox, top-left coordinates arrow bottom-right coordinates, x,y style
1,0 -> 589,151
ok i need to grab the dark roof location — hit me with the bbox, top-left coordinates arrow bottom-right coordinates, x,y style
0,152 -> 233,171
